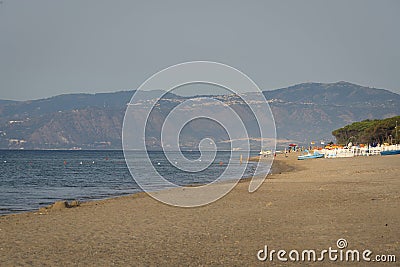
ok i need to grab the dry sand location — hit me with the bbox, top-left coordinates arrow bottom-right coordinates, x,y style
0,153 -> 399,266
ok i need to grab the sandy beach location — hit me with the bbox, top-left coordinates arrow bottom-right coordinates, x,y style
0,153 -> 399,266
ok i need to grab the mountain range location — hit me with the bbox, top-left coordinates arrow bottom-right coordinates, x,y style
0,81 -> 399,149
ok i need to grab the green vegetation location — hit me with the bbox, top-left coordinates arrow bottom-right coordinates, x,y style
332,116 -> 400,144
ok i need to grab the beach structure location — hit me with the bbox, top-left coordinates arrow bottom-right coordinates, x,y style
317,144 -> 400,158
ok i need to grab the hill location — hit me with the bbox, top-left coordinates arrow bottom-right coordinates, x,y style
0,82 -> 399,149
265,81 -> 400,144
264,81 -> 399,106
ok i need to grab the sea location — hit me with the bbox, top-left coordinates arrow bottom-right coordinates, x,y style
0,150 -> 261,215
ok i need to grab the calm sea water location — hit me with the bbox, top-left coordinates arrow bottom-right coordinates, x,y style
0,150 -> 259,215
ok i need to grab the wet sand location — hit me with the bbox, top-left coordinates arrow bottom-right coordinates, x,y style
0,153 -> 399,266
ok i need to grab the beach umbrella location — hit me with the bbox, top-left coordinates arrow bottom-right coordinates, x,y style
289,143 -> 297,147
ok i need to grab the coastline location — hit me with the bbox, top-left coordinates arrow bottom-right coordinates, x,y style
0,154 -> 286,216
0,153 -> 399,265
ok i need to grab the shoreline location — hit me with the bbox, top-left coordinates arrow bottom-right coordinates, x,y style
0,153 -> 387,216
0,150 -> 262,216
1,153 -> 399,265
1,155 -> 292,217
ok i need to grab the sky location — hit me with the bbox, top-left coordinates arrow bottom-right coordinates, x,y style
0,0 -> 399,100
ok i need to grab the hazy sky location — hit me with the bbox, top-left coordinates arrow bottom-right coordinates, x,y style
0,0 -> 399,100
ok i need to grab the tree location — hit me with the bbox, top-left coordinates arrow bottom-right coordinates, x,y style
332,116 -> 400,144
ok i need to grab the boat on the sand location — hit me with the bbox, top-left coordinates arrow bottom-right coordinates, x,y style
298,151 -> 324,160
381,150 -> 400,156
259,149 -> 273,157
